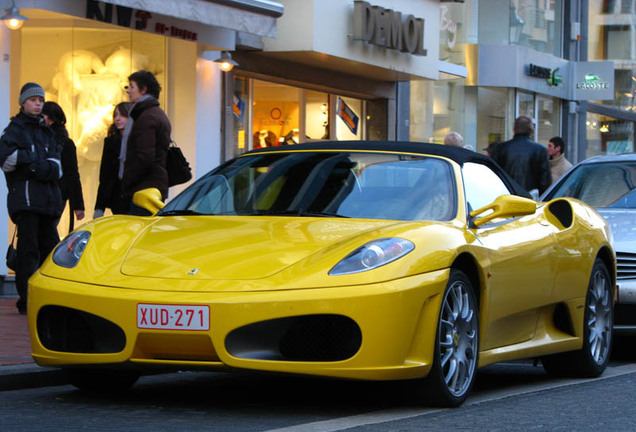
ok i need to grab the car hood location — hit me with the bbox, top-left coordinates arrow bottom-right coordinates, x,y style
121,216 -> 400,280
596,208 -> 636,253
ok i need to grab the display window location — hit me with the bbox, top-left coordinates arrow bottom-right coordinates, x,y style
478,0 -> 562,57
231,77 -> 380,155
588,0 -> 635,113
16,17 -> 166,236
476,87 -> 510,154
586,112 -> 635,156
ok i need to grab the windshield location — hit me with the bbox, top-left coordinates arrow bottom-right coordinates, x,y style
548,162 -> 636,208
160,151 -> 457,221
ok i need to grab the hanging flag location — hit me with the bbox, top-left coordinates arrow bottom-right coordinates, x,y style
336,98 -> 359,135
233,94 -> 245,121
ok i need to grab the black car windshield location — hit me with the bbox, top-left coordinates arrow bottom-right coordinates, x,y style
548,162 -> 636,208
159,151 -> 457,221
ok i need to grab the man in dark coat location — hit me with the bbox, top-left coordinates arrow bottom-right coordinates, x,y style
0,83 -> 63,314
491,116 -> 551,198
119,70 -> 171,215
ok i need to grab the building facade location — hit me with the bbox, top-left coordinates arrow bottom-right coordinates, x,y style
0,0 -> 633,276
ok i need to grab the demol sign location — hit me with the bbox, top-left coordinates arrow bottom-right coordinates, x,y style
352,1 -> 427,56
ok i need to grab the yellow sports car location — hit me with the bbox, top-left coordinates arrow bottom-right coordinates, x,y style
29,141 -> 615,407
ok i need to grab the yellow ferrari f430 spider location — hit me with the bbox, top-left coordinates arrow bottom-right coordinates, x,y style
29,141 -> 615,407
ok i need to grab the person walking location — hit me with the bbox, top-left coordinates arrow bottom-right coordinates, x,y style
547,136 -> 572,185
0,83 -> 63,314
94,102 -> 131,218
491,116 -> 551,198
42,101 -> 85,232
119,70 -> 171,215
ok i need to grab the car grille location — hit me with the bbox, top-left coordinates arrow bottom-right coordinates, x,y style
37,305 -> 126,354
616,252 -> 636,280
226,314 -> 362,362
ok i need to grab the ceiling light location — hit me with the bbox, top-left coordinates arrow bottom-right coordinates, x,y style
214,51 -> 238,72
1,1 -> 28,30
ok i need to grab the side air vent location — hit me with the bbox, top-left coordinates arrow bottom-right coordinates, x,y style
547,200 -> 573,229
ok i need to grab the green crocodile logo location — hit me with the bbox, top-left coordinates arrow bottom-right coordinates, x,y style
548,68 -> 563,87
585,74 -> 600,82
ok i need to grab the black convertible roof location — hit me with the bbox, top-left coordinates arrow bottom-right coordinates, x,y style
244,141 -> 531,198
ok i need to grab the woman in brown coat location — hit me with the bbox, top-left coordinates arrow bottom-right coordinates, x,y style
119,70 -> 171,215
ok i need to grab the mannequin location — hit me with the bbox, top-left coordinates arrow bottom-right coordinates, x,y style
282,129 -> 300,145
253,130 -> 276,148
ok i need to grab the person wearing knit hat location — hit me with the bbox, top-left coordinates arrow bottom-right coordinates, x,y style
0,82 -> 63,314
18,82 -> 46,106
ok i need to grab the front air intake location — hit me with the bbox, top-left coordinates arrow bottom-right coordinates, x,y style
37,305 -> 126,354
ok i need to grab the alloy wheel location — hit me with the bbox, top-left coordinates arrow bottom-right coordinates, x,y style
438,280 -> 478,397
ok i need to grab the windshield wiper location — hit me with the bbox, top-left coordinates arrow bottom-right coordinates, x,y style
252,209 -> 348,218
299,211 -> 349,218
158,209 -> 204,216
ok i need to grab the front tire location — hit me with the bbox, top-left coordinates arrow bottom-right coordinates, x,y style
542,258 -> 613,377
420,269 -> 479,407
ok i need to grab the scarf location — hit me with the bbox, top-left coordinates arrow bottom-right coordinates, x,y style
118,94 -> 154,179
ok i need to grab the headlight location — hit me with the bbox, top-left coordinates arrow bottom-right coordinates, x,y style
52,231 -> 91,268
329,238 -> 415,275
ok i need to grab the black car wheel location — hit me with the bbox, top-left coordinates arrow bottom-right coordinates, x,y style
542,258 -> 613,377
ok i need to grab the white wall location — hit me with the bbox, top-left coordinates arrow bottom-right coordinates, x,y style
195,54 -> 222,180
0,25 -> 10,275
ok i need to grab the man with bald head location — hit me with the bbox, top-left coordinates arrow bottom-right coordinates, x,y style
491,116 -> 551,198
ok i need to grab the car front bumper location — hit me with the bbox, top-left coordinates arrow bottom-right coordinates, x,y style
28,269 -> 449,381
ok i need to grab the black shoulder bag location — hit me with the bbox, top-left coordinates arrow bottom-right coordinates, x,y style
6,228 -> 17,271
166,141 -> 193,187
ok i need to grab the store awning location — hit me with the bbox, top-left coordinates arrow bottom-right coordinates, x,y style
100,0 -> 283,38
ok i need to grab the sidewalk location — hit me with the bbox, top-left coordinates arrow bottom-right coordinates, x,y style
0,278 -> 67,390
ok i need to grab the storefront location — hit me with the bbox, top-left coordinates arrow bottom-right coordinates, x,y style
223,0 -> 441,160
418,0 -> 616,159
0,0 -> 282,274
585,0 -> 636,158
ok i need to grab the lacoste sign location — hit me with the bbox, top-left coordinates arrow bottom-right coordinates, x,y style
576,74 -> 609,90
526,64 -> 562,87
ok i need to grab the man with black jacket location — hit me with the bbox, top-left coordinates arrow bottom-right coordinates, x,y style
491,116 -> 551,198
0,83 -> 63,314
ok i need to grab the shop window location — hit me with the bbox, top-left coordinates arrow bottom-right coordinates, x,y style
537,96 -> 560,145
305,90 -> 330,141
480,0 -> 562,56
433,75 -> 467,145
476,87 -> 509,154
19,23 -> 166,236
233,78 -> 375,154
253,80 -> 299,149
586,112 -> 634,156
517,91 -> 535,119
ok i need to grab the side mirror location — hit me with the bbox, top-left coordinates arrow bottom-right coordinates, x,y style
132,188 -> 165,215
470,195 -> 536,227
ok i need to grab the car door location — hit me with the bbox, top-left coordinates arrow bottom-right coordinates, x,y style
463,162 -> 558,351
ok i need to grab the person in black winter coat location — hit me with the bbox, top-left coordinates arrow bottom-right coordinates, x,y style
42,101 -> 85,232
491,116 -> 551,198
94,102 -> 131,218
0,83 -> 63,314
